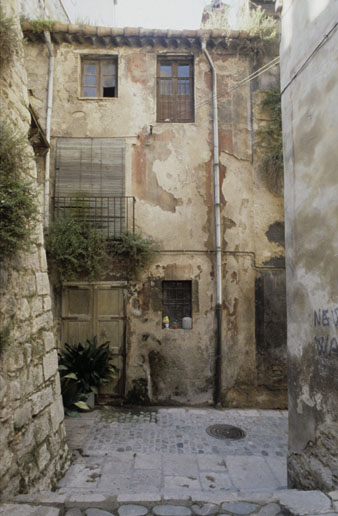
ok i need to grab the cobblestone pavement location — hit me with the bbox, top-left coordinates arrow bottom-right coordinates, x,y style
3,487 -> 338,515
58,408 -> 288,497
2,408 -> 338,515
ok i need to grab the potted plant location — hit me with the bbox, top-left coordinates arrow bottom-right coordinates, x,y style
58,336 -> 117,414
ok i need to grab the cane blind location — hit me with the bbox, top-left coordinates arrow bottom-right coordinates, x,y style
55,138 -> 125,197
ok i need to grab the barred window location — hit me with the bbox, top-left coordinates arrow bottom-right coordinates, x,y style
162,281 -> 192,329
157,57 -> 194,123
81,56 -> 117,98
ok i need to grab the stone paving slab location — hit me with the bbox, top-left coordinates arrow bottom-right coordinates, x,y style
1,408 -> 336,516
2,495 -> 338,516
278,490 -> 333,515
60,408 -> 288,498
0,505 -> 61,515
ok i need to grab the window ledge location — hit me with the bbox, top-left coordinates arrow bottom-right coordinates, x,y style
156,121 -> 196,125
78,97 -> 118,101
162,328 -> 193,331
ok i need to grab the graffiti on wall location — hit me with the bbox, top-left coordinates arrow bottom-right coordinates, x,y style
314,308 -> 338,357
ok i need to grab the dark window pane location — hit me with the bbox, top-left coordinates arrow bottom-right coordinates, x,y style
160,65 -> 172,77
84,75 -> 97,86
84,64 -> 97,74
83,87 -> 97,97
178,65 -> 190,77
103,87 -> 116,97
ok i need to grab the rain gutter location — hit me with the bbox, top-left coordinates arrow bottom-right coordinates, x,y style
201,40 -> 222,407
43,31 -> 54,228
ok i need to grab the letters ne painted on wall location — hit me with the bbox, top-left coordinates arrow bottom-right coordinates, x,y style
314,308 -> 338,357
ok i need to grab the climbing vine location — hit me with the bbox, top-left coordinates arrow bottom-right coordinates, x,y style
258,87 -> 283,173
256,86 -> 284,193
46,219 -> 156,282
46,218 -> 108,282
108,231 -> 156,278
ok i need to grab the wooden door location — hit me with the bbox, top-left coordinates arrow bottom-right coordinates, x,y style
94,285 -> 125,397
61,283 -> 126,398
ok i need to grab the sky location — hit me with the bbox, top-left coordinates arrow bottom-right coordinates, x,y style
61,0 -> 234,30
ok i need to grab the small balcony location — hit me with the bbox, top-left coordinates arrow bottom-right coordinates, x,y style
53,195 -> 135,239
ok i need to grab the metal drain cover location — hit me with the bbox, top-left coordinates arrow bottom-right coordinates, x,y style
206,424 -> 246,440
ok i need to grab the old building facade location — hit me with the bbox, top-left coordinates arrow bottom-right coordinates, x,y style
22,17 -> 286,408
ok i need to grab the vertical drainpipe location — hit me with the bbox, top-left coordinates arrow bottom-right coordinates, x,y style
43,31 -> 54,228
201,40 -> 223,407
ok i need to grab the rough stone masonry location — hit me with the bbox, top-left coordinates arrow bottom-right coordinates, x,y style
0,0 -> 70,498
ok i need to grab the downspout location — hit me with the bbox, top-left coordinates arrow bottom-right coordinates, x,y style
43,31 -> 54,228
201,40 -> 222,407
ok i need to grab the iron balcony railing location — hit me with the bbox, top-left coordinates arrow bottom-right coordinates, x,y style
53,196 -> 135,238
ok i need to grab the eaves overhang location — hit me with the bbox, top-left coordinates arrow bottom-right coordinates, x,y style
21,22 -> 259,53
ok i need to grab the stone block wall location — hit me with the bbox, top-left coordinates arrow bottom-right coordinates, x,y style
0,0 -> 70,498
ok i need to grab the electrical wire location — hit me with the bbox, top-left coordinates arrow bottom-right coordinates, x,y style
280,20 -> 338,96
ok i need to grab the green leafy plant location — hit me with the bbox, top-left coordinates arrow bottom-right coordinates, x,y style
108,231 -> 155,277
240,5 -> 278,41
58,372 -> 90,415
58,336 -> 117,396
20,16 -> 56,33
0,122 -> 38,260
0,8 -> 21,65
256,86 -> 283,190
46,217 -> 108,282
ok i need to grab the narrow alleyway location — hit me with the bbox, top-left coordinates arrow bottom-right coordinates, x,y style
60,408 -> 288,495
2,408 -> 337,515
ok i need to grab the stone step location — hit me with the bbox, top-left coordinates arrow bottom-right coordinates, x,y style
1,489 -> 337,516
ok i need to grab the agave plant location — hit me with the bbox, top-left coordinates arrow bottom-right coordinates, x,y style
58,336 -> 117,411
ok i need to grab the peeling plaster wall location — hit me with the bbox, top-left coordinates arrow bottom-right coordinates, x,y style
0,0 -> 70,498
23,33 -> 285,407
280,0 -> 338,490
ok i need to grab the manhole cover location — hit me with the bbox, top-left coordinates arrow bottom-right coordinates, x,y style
206,424 -> 246,440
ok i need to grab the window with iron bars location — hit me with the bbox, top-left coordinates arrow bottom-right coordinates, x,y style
157,56 -> 194,123
162,280 -> 192,329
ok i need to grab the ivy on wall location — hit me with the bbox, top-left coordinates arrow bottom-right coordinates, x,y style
46,218 -> 107,282
108,231 -> 156,278
256,86 -> 284,193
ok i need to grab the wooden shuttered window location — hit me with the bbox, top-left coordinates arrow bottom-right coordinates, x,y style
157,57 -> 194,123
55,138 -> 125,198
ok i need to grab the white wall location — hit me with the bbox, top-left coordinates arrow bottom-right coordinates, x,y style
280,0 -> 338,490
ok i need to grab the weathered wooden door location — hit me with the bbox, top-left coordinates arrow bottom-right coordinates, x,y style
61,282 -> 126,397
